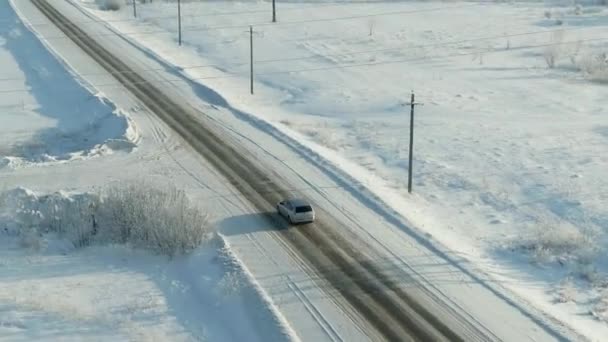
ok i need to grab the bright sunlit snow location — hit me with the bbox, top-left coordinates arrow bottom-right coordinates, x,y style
72,0 -> 608,340
0,1 -> 292,341
0,0 -> 136,168
2,0 -> 607,340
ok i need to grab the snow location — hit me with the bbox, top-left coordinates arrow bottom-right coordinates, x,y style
64,0 -> 608,340
0,1 -> 296,341
3,0 -> 607,340
0,188 -> 288,341
0,0 -> 137,169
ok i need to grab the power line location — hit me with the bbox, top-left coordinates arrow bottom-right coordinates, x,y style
256,36 -> 608,76
2,36 -> 605,95
255,26 -> 595,65
0,24 -> 597,84
0,1 -> 355,26
29,3 -> 485,42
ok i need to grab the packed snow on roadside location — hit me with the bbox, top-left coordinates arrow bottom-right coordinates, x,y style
0,187 -> 290,342
0,0 -> 137,169
73,0 -> 608,339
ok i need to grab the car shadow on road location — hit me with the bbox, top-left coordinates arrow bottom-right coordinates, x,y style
218,212 -> 289,237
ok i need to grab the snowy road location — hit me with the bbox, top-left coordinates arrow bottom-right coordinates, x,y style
9,0 -> 589,340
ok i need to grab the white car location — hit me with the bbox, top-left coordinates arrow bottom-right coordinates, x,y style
277,199 -> 315,224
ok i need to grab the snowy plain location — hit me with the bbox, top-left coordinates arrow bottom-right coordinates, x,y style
1,0 -> 606,340
63,0 -> 608,340
0,188 -> 286,342
0,1 -> 297,340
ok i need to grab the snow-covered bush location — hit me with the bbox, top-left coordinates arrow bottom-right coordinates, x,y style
97,182 -> 210,257
577,264 -> 600,283
577,52 -> 608,82
19,228 -> 43,251
0,184 -> 210,257
543,31 -> 565,68
96,0 -> 124,11
591,290 -> 608,322
555,277 -> 576,303
518,218 -> 599,268
217,270 -> 245,296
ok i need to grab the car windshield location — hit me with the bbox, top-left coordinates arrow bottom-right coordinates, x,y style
295,205 -> 313,213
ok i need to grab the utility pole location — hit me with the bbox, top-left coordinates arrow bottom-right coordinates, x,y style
272,0 -> 277,22
250,25 -> 254,94
245,26 -> 262,95
178,0 -> 182,46
406,92 -> 422,194
132,0 -> 137,18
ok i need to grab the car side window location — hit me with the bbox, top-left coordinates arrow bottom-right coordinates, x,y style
286,202 -> 292,210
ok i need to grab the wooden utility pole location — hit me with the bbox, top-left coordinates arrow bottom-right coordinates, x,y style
245,26 -> 262,94
132,0 -> 137,18
250,26 -> 254,94
406,92 -> 422,194
272,0 -> 277,22
178,0 -> 182,46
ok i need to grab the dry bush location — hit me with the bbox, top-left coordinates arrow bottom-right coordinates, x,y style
555,277 -> 576,303
96,182 -> 210,257
578,52 -> 608,82
518,217 -> 599,268
591,290 -> 608,322
543,31 -> 565,68
1,183 -> 210,257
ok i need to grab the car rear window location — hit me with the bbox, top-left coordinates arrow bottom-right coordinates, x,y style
295,205 -> 313,213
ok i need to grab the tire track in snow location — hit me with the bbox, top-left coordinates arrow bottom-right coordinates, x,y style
246,233 -> 344,342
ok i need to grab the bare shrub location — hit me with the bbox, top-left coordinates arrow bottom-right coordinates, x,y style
591,290 -> 608,322
367,19 -> 376,37
1,183 -> 210,257
19,228 -> 43,251
518,217 -> 599,267
555,277 -> 576,303
543,31 -> 565,68
217,270 -> 245,296
567,40 -> 582,66
39,194 -> 99,248
578,52 -> 608,82
97,182 -> 210,257
577,264 -> 601,283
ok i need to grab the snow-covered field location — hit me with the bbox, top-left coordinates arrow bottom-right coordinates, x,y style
0,1 -> 293,340
0,188 -> 283,341
66,0 -> 608,340
2,0 -> 607,339
0,187 -> 296,341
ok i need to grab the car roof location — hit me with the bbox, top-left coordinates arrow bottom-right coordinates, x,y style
287,198 -> 311,207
